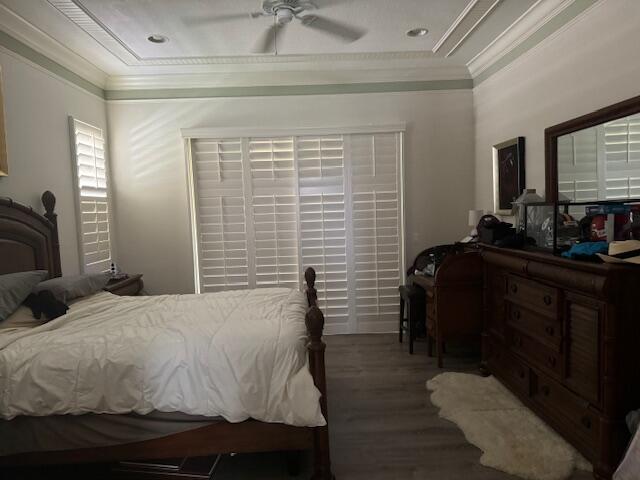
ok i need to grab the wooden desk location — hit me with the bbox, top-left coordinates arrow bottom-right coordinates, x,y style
411,252 -> 483,367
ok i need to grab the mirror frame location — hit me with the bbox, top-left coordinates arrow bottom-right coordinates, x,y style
545,94 -> 640,202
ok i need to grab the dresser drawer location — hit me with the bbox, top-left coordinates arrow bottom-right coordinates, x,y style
487,338 -> 530,397
507,303 -> 562,351
532,371 -> 600,454
506,274 -> 558,316
507,327 -> 562,381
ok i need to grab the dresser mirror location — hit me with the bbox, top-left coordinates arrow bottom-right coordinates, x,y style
545,94 -> 640,202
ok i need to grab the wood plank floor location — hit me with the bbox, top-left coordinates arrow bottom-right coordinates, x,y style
214,334 -> 593,479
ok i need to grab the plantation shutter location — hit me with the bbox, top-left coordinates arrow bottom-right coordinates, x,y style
70,118 -> 112,273
249,137 -> 299,289
350,133 -> 402,332
186,126 -> 404,333
297,135 -> 349,330
190,138 -> 249,292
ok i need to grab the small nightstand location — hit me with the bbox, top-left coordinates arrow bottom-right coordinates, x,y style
104,274 -> 144,296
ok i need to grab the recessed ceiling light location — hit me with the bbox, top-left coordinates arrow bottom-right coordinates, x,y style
147,34 -> 168,44
406,28 -> 428,38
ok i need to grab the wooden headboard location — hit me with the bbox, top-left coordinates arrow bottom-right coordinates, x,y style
0,191 -> 61,277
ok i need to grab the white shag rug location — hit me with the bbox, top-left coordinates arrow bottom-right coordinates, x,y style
426,372 -> 592,480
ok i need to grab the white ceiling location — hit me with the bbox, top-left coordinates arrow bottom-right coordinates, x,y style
0,0 -> 572,89
74,0 -> 473,58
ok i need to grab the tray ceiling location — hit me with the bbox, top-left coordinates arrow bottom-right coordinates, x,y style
0,0 -> 593,91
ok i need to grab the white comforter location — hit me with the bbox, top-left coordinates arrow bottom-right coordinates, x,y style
0,289 -> 325,427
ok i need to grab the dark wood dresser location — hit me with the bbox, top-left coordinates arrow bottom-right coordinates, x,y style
480,245 -> 640,480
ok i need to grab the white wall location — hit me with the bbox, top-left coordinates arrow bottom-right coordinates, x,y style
0,49 -> 107,275
108,90 -> 475,294
474,0 -> 640,211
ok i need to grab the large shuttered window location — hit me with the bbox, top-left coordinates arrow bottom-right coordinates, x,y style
69,118 -> 113,273
186,127 -> 404,334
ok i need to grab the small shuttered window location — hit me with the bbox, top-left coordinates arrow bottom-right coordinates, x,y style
69,118 -> 113,273
186,127 -> 404,333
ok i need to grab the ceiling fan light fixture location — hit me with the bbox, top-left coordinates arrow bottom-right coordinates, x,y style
406,27 -> 428,38
147,34 -> 168,44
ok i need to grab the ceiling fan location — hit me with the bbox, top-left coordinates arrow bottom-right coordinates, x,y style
184,0 -> 366,54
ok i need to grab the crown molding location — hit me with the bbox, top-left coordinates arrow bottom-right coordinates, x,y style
467,0 -> 575,77
434,0 -> 500,57
105,64 -> 471,90
104,79 -> 473,102
0,3 -> 107,87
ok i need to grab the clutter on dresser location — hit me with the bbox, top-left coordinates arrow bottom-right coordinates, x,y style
511,188 -> 544,232
524,199 -> 640,253
477,214 -> 516,246
597,240 -> 640,265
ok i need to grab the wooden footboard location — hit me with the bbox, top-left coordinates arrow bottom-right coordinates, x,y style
0,193 -> 335,480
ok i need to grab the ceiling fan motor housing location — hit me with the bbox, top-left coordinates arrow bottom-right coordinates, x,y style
276,7 -> 294,24
261,0 -> 317,24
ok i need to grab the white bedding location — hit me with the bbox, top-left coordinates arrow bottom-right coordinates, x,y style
0,289 -> 325,427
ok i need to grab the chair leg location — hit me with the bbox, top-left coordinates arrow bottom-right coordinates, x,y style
436,333 -> 443,368
398,298 -> 404,343
408,303 -> 414,355
427,334 -> 433,357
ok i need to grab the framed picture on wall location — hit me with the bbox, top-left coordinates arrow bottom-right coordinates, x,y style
492,137 -> 525,214
0,65 -> 7,176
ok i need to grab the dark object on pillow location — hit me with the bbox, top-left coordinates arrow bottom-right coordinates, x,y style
34,272 -> 111,303
23,291 -> 69,321
0,270 -> 49,322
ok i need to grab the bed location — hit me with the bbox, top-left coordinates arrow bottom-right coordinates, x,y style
0,191 -> 334,479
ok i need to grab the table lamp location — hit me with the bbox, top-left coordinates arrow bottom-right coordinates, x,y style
468,209 -> 484,238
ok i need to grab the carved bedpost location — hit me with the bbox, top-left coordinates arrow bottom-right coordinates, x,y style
42,191 -> 62,277
304,267 -> 335,480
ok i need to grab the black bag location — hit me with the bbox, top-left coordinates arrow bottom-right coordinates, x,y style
477,214 -> 515,245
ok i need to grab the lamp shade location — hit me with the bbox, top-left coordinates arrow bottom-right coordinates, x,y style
468,209 -> 484,227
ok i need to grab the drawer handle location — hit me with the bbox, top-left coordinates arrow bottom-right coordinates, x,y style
548,356 -> 557,367
511,284 -> 518,293
581,416 -> 592,430
541,386 -> 550,396
543,295 -> 552,306
545,326 -> 555,336
513,310 -> 521,320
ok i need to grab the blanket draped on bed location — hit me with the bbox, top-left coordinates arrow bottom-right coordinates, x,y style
0,289 -> 325,427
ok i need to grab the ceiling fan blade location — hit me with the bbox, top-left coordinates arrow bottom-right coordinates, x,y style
254,23 -> 278,54
300,15 -> 365,42
183,12 -> 259,26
